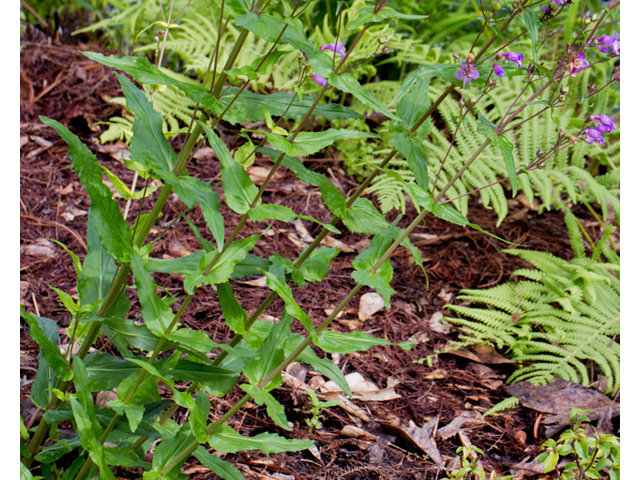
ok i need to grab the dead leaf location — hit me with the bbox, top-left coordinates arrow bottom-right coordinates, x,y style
321,235 -> 355,253
285,362 -> 310,384
193,146 -> 215,161
384,418 -> 444,467
514,430 -> 527,445
409,332 -> 430,344
56,184 -> 74,195
505,379 -> 620,437
509,457 -> 569,480
437,288 -> 454,303
340,425 -> 377,441
247,166 -> 271,185
22,239 -> 56,258
428,311 -> 453,334
516,194 -> 540,210
358,292 -> 385,321
294,219 -> 314,242
320,372 -> 401,402
96,391 -> 118,408
369,444 -> 385,463
168,241 -> 192,257
437,410 -> 486,440
237,276 -> 267,287
424,369 -> 446,380
448,344 -> 515,365
308,444 -> 322,462
20,136 -> 29,148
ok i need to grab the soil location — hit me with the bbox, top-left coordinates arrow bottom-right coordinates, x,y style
19,35 -> 613,480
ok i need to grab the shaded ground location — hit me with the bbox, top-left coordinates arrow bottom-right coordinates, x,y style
20,38 -> 609,479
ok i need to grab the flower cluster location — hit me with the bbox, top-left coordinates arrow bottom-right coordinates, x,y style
456,60 -> 480,83
541,0 -> 567,14
583,114 -> 617,145
492,52 -> 524,77
566,52 -> 589,78
594,33 -> 620,55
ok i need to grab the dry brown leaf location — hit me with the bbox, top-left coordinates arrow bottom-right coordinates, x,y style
22,239 -> 56,258
294,219 -> 314,242
237,276 -> 267,287
340,425 -> 377,441
424,369 -> 446,380
384,417 -> 444,467
428,312 -> 453,334
409,332 -> 430,344
437,410 -> 486,440
20,136 -> 29,148
448,344 -> 515,364
321,372 -> 401,402
320,235 -> 355,253
96,391 -> 118,408
358,292 -> 385,321
168,241 -> 192,257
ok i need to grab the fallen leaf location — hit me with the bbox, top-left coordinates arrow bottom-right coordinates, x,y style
285,362 -> 310,384
20,136 -> 29,148
320,235 -> 355,253
437,288 -> 454,303
307,444 -> 322,462
448,344 -> 515,365
237,276 -> 267,287
320,372 -> 401,402
168,241 -> 192,257
505,379 -> 620,437
409,332 -> 430,344
358,292 -> 386,321
96,391 -> 118,408
247,166 -> 271,185
22,239 -> 56,258
428,311 -> 453,334
294,219 -> 314,242
340,425 -> 377,441
514,429 -> 527,445
384,417 -> 444,467
424,369 -> 446,380
56,184 -> 74,195
516,194 -> 540,210
437,410 -> 486,440
368,444 -> 385,463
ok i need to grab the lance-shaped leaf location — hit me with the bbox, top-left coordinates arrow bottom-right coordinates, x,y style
291,337 -> 352,397
85,53 -> 221,113
218,282 -> 248,335
390,133 -> 429,191
241,384 -> 290,430
170,359 -> 239,398
243,313 -> 293,390
79,212 -> 130,317
157,171 -> 225,251
41,117 -> 131,263
208,425 -> 313,454
147,251 -> 270,279
299,246 -> 338,283
69,396 -> 118,480
249,204 -> 297,222
193,446 -> 244,480
30,314 -> 61,409
166,329 -> 216,353
118,74 -> 177,174
21,306 -> 73,381
348,6 -> 428,31
263,272 -> 316,337
152,424 -> 194,478
131,251 -> 175,337
315,330 -> 414,354
263,129 -> 373,157
202,122 -> 259,214
351,232 -> 395,308
394,77 -> 432,140
221,88 -> 361,123
520,9 -> 540,62
477,113 -> 518,196
184,234 -> 260,294
82,352 -> 142,391
260,147 -> 346,218
404,183 -> 469,226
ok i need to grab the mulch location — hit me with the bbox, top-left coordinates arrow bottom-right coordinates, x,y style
19,35 -> 606,480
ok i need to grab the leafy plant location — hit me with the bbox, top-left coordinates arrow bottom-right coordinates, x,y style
434,211 -> 620,394
20,0 -> 620,478
304,388 -> 340,431
444,443 -> 513,480
536,408 -> 620,480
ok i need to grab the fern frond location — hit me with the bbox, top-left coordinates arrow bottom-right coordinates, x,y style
483,396 -> 520,417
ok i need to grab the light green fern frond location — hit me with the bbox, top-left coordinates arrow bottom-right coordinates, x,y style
483,396 -> 520,417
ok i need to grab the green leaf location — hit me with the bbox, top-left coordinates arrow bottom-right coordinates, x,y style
348,6 -> 428,31
316,330 -> 413,354
404,183 -> 469,226
520,9 -> 540,62
240,384 -> 290,430
476,113 -> 518,196
350,233 -> 395,307
263,129 -> 373,157
225,65 -> 258,80
208,425 -> 313,455
184,234 -> 260,294
173,390 -> 208,443
48,239 -> 82,276
295,345 -> 352,397
117,74 -> 177,174
299,247 -> 338,283
100,164 -> 159,200
131,251 -> 175,337
123,404 -> 145,433
170,360 -> 238,398
243,313 -> 293,389
152,424 -> 194,478
202,123 -> 259,214
41,117 -> 131,263
263,272 -> 315,337
326,72 -> 400,121
261,147 -> 346,218
218,282 -> 248,335
390,133 -> 429,191
342,198 -> 390,234
394,77 -> 432,140
83,352 -> 141,391
21,306 -> 73,381
79,212 -> 130,317
391,64 -> 458,105
84,53 -> 220,113
249,204 -> 297,222
166,329 -> 215,353
221,88 -> 362,123
193,446 -> 244,480
158,172 -> 225,250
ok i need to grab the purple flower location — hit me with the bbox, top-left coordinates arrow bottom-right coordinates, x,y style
595,33 -> 620,55
584,128 -> 604,145
493,63 -> 505,77
456,61 -> 480,84
567,52 -> 589,78
499,52 -> 524,68
541,5 -> 548,13
321,41 -> 346,57
309,74 -> 328,87
591,114 -> 616,133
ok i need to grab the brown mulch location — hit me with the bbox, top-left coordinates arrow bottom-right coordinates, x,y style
20,37 -> 607,480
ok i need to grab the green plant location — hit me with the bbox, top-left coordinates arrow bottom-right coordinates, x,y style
304,388 -> 340,430
430,211 -> 620,393
20,0 -> 620,478
537,408 -> 620,480
444,444 -> 513,480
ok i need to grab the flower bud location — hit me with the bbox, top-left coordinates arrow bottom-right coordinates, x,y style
458,99 -> 466,108
485,10 -> 493,19
492,1 -> 501,11
467,52 -> 476,64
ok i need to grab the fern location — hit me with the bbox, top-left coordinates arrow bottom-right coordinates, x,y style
367,76 -> 620,225
439,217 -> 620,394
483,396 -> 520,417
